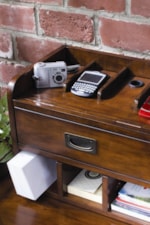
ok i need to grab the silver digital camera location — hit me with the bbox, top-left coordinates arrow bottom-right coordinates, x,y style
33,61 -> 67,88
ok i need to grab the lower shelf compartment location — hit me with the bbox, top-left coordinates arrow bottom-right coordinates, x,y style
48,162 -> 150,225
110,181 -> 150,224
6,153 -> 150,225
0,176 -> 129,225
66,168 -> 103,204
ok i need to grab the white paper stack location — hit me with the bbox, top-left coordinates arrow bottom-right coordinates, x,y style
67,169 -> 102,203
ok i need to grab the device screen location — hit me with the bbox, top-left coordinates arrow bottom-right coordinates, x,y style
79,72 -> 103,84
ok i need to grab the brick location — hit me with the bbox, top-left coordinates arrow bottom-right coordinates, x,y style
0,4 -> 35,32
0,32 -> 13,59
68,0 -> 125,12
39,10 -> 94,43
15,0 -> 62,4
16,36 -> 62,63
0,61 -> 25,83
131,0 -> 150,18
100,18 -> 150,53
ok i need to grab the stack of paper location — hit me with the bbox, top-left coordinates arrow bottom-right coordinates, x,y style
67,169 -> 102,203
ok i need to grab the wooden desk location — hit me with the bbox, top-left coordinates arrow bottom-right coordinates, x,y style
7,45 -> 150,225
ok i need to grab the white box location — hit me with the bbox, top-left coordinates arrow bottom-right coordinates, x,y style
7,151 -> 57,200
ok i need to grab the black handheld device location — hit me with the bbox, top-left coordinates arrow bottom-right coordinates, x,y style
71,70 -> 108,97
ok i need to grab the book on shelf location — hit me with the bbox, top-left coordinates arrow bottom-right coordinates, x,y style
115,196 -> 150,213
67,169 -> 102,203
111,197 -> 150,222
118,182 -> 150,208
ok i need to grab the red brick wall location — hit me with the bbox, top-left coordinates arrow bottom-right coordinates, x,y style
0,0 -> 150,91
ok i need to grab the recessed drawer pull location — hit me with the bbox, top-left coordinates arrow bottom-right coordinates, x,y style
65,133 -> 97,154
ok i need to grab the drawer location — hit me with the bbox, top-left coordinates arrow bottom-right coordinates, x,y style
15,109 -> 150,181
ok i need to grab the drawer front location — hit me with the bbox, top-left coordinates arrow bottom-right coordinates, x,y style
15,109 -> 150,181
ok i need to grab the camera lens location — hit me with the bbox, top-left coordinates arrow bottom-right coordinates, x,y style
53,72 -> 64,84
56,75 -> 63,82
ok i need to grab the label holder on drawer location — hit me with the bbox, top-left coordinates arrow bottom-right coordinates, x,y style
65,132 -> 97,154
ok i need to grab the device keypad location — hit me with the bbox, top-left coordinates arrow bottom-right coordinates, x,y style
72,82 -> 97,93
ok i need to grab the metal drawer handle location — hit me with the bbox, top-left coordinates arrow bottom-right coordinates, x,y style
65,133 -> 96,154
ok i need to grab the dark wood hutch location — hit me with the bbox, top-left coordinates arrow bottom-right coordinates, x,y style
7,45 -> 150,225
